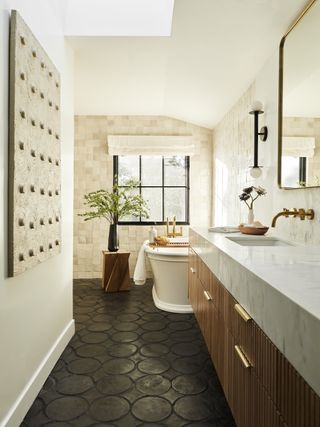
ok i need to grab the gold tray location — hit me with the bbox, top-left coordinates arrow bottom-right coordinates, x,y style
149,242 -> 190,248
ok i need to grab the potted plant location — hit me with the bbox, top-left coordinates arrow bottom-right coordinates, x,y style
79,180 -> 149,252
239,186 -> 267,224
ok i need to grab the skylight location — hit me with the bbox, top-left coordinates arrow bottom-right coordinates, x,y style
64,0 -> 174,36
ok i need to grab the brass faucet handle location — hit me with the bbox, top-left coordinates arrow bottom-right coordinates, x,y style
298,208 -> 306,220
306,209 -> 315,220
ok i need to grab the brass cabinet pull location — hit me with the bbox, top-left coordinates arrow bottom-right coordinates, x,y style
190,267 -> 196,274
234,303 -> 252,322
203,290 -> 212,301
234,345 -> 251,369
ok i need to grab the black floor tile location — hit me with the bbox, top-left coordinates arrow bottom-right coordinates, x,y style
21,279 -> 236,426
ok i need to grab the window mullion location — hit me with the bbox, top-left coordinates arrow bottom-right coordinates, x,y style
162,156 -> 165,222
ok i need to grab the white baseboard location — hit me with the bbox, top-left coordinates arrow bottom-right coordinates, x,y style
1,319 -> 75,427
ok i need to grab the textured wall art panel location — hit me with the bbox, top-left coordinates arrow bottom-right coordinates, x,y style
8,11 -> 61,276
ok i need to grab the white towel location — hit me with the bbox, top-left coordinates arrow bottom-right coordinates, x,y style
133,240 -> 149,285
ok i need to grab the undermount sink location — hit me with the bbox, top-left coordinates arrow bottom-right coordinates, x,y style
226,236 -> 294,247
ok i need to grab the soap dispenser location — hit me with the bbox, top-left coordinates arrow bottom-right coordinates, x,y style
149,226 -> 157,244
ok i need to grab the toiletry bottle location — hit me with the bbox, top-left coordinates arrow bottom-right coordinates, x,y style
149,226 -> 157,244
151,226 -> 157,243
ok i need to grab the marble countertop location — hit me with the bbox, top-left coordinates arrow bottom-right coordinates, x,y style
190,227 -> 320,396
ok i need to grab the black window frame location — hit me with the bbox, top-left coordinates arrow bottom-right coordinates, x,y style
113,155 -> 190,225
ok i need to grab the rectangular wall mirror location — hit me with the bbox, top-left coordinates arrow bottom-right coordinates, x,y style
278,0 -> 320,189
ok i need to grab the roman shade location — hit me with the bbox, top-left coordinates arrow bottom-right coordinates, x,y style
107,135 -> 195,156
282,136 -> 315,158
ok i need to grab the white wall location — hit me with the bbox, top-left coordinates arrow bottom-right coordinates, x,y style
213,49 -> 320,244
0,2 -> 74,426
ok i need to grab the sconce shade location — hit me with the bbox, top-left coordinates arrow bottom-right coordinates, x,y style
250,166 -> 262,178
250,100 -> 264,114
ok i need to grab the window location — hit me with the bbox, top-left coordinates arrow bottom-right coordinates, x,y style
114,155 -> 190,224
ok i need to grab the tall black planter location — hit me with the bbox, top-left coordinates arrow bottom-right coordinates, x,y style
108,223 -> 119,252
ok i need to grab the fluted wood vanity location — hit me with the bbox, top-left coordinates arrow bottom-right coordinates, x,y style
189,228 -> 320,427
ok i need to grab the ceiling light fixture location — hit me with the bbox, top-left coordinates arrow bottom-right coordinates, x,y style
249,100 -> 268,178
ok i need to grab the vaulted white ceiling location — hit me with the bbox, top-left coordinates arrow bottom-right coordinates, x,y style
68,0 -> 309,128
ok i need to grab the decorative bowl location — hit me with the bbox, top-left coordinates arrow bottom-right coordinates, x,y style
239,225 -> 269,235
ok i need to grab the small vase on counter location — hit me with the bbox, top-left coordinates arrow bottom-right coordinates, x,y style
247,208 -> 254,225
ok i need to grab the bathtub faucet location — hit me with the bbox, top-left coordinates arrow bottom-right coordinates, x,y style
166,216 -> 183,237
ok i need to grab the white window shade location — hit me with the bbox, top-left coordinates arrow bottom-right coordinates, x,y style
107,135 -> 195,156
282,136 -> 315,158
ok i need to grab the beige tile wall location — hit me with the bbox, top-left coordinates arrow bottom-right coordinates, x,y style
74,115 -> 212,279
213,79 -> 320,244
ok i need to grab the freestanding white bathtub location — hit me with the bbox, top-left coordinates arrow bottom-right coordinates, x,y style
145,245 -> 193,313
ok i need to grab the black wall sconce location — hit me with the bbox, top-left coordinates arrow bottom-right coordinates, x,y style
249,101 -> 268,178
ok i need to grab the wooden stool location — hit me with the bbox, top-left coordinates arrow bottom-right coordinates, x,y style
102,251 -> 131,292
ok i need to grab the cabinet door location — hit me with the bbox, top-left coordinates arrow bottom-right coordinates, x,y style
224,328 -> 286,427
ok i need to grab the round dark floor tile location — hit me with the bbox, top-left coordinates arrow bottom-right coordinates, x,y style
183,422 -> 217,427
169,330 -> 199,342
68,358 -> 100,374
141,313 -> 165,322
76,314 -> 90,323
132,396 -> 171,422
167,313 -> 192,322
76,344 -> 106,357
120,306 -> 140,314
113,322 -> 138,332
172,375 -> 207,395
87,322 -> 113,332
171,342 -> 200,357
136,375 -> 171,395
96,374 -> 132,394
52,360 -> 65,372
87,424 -> 116,427
141,331 -> 168,343
90,396 -> 130,421
74,306 -> 95,314
108,343 -> 137,357
116,313 -> 140,322
75,322 -> 85,332
103,358 -> 135,374
138,358 -> 170,374
43,376 -> 55,391
44,422 -> 74,427
81,332 -> 108,344
174,396 -> 212,421
171,358 -> 202,374
46,396 -> 88,421
140,343 -> 169,357
142,305 -> 161,314
111,331 -> 138,343
92,314 -> 114,323
56,374 -> 93,395
141,321 -> 166,331
137,424 -> 165,427
168,321 -> 192,331
25,398 -> 43,417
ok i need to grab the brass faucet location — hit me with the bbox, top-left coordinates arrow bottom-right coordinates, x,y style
166,216 -> 183,237
271,208 -> 314,227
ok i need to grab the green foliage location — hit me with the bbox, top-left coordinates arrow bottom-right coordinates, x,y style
79,179 -> 149,224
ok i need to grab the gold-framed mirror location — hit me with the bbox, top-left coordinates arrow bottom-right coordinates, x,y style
278,0 -> 320,189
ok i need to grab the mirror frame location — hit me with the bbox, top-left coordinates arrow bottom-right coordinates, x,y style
278,0 -> 318,189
